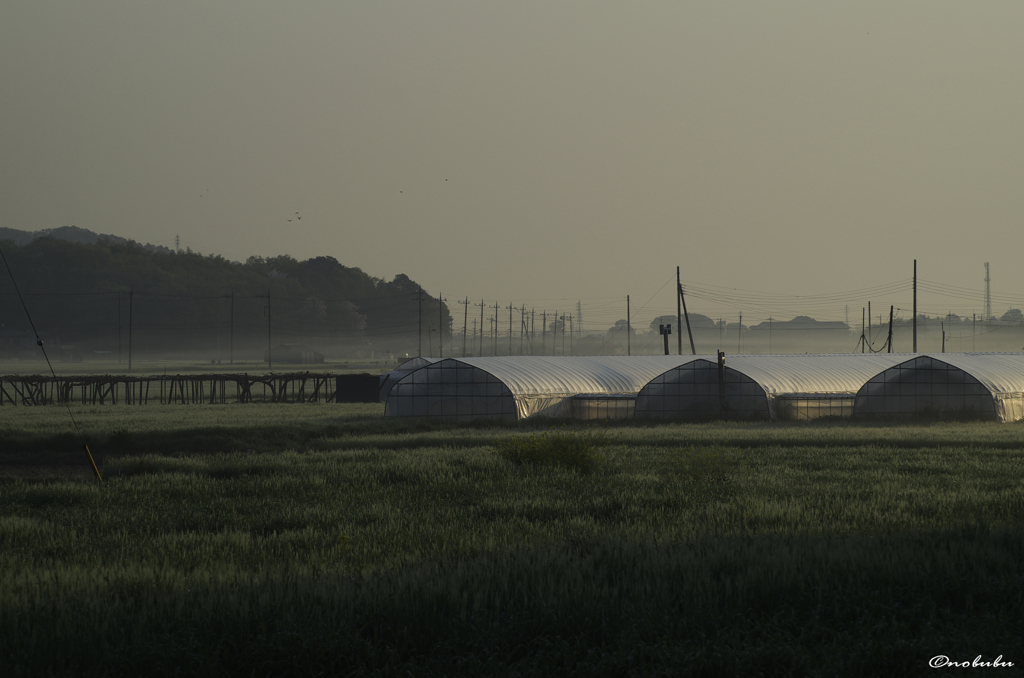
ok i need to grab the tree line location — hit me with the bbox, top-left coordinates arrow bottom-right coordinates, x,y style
0,236 -> 449,361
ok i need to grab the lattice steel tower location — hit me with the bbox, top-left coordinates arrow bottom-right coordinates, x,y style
984,262 -> 992,322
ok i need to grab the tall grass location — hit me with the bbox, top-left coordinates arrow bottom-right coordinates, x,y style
1,409 -> 1024,675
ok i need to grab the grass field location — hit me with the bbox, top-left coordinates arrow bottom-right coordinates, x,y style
2,405 -> 1023,676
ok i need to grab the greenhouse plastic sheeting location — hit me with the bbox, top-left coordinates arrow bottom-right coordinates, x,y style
635,354 -> 910,420
384,355 -> 706,421
853,353 -> 1024,421
378,357 -> 439,401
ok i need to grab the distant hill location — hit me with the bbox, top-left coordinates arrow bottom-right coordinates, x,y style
0,225 -> 174,254
0,231 -> 447,360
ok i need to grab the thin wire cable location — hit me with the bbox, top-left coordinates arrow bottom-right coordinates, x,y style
0,247 -> 87,442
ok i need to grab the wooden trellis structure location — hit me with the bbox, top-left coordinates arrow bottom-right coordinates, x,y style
0,372 -> 373,406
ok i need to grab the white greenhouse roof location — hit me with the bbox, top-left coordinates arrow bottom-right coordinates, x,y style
723,354 -> 911,396
447,356 -> 709,396
898,353 -> 1024,395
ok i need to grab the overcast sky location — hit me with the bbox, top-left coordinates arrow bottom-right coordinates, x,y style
3,2 -> 1023,331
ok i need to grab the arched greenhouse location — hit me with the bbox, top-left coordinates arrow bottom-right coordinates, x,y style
634,354 -> 908,421
853,354 -> 1024,421
383,355 -> 705,421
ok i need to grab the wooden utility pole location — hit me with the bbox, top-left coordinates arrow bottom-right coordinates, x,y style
542,311 -> 547,355
626,296 -> 631,356
117,293 -> 122,365
265,288 -> 272,370
508,304 -> 514,355
520,305 -> 527,355
678,278 -> 696,355
460,297 -> 469,357
887,306 -> 894,353
493,302 -> 500,356
128,285 -> 134,372
861,307 -> 866,353
229,289 -> 234,365
676,266 -> 683,355
438,293 -> 445,359
477,299 -> 485,356
913,259 -> 917,352
417,287 -> 423,358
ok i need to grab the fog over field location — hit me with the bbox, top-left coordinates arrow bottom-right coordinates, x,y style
3,2 -> 1024,339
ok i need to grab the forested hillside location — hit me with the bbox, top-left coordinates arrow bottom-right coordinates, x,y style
0,235 -> 449,362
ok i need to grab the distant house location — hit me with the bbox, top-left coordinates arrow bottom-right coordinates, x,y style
264,343 -> 325,364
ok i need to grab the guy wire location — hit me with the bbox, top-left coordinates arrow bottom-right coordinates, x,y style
0,246 -> 101,481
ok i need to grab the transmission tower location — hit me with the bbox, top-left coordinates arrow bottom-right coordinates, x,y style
984,262 -> 992,322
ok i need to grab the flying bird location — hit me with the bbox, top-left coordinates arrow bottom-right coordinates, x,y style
287,219 -> 292,223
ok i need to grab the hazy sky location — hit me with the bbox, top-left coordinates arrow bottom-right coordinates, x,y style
4,2 -> 1023,331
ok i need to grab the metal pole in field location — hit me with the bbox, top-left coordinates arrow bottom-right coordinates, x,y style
128,285 -> 133,372
973,312 -> 976,352
508,304 -> 513,355
887,306 -> 894,353
461,297 -> 469,357
117,292 -> 122,364
913,259 -> 917,352
679,281 -> 696,355
478,300 -> 485,356
626,296 -> 631,356
266,288 -> 272,370
676,267 -> 683,355
542,311 -> 547,355
439,293 -> 444,359
868,301 -> 872,348
861,307 -> 865,353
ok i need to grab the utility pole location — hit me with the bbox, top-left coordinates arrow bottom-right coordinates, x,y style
913,259 -> 917,352
887,306 -> 894,353
417,287 -> 423,358
984,262 -> 992,323
861,307 -> 866,353
676,266 -> 683,355
493,302 -> 500,356
553,311 -> 559,354
128,284 -> 134,372
438,293 -> 445,359
576,301 -> 582,343
542,311 -> 547,355
508,303 -> 514,355
520,305 -> 527,355
737,313 -> 742,353
229,289 -> 234,365
530,308 -> 535,354
567,315 -> 573,355
626,296 -> 631,356
973,312 -> 976,352
678,278 -> 696,355
659,323 -> 672,355
868,301 -> 872,349
117,292 -> 122,365
264,288 -> 272,370
460,297 -> 469,357
477,299 -> 485,356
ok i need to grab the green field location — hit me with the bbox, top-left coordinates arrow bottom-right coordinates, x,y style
2,405 -> 1023,676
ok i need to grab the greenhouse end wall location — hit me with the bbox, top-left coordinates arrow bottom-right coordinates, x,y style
853,356 -> 997,420
633,359 -> 770,420
384,359 -> 518,422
